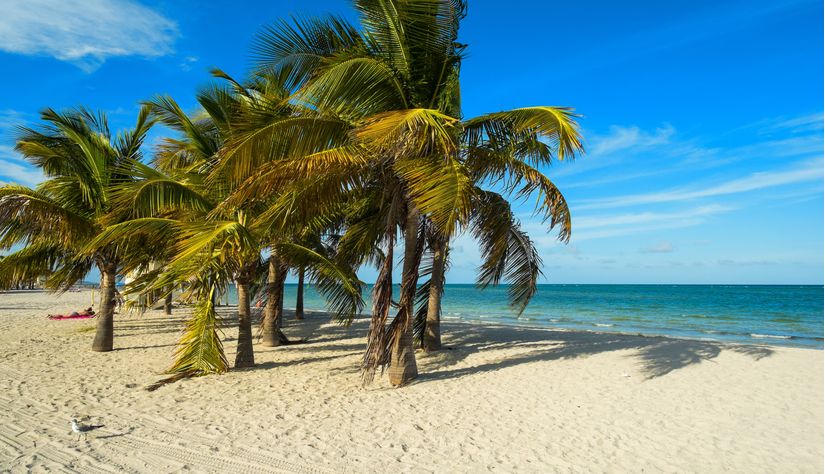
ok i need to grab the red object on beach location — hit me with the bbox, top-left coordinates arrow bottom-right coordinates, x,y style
47,314 -> 96,320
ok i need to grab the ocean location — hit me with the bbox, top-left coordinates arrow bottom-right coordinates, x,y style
226,284 -> 824,349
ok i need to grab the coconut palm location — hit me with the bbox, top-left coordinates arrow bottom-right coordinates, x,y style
90,70 -> 363,383
415,121 -> 579,351
225,1 -> 468,386
0,107 -> 153,352
223,0 -> 581,385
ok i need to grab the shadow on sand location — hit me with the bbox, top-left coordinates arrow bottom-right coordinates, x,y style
414,323 -> 774,381
115,310 -> 776,382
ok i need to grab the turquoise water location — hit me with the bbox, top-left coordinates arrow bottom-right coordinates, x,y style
226,284 -> 824,349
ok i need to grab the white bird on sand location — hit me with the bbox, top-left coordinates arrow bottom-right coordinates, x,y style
71,418 -> 104,441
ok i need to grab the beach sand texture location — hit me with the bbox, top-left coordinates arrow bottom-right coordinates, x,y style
0,291 -> 822,473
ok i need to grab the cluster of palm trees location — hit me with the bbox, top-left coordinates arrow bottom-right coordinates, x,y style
0,0 -> 582,387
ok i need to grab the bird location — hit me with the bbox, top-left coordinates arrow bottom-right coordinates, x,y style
70,418 -> 104,441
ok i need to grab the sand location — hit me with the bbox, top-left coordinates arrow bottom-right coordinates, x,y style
0,290 -> 822,473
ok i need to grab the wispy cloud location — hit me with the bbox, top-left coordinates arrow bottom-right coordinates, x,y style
180,55 -> 199,72
577,158 -> 823,210
761,113 -> 824,135
524,205 -> 732,244
0,0 -> 178,72
0,145 -> 42,186
560,116 -> 823,191
0,110 -> 42,186
553,125 -> 675,178
641,241 -> 675,254
573,205 -> 732,230
590,124 -> 674,156
0,109 -> 29,140
0,158 -> 43,186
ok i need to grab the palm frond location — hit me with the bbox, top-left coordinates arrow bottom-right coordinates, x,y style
465,149 -> 572,242
0,185 -> 93,250
251,15 -> 365,89
295,56 -> 408,118
464,106 -> 583,162
356,108 -> 457,157
217,116 -> 353,186
394,154 -> 472,237
155,284 -> 228,387
110,160 -> 214,218
0,244 -> 61,289
471,190 -> 543,314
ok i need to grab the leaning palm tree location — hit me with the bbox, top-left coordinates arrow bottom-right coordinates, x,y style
225,0 -> 582,385
414,97 -> 581,350
0,107 -> 153,352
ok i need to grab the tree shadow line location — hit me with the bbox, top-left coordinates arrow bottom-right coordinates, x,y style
112,309 -> 776,382
415,323 -> 774,382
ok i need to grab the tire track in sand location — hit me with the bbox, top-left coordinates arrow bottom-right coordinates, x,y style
0,365 -> 333,473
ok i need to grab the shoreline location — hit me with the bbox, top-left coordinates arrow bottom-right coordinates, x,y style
444,316 -> 825,351
286,305 -> 825,351
5,289 -> 821,350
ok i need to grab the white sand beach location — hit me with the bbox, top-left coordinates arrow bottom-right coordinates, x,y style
0,290 -> 822,473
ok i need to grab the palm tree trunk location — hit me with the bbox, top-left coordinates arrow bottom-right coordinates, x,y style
91,265 -> 117,352
234,278 -> 255,368
423,238 -> 446,352
262,254 -> 287,346
164,289 -> 173,315
295,267 -> 305,320
388,205 -> 421,386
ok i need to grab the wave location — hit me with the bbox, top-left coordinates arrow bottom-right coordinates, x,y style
593,323 -> 614,327
750,333 -> 793,340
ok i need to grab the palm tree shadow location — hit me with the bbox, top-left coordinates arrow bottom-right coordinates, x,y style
416,323 -> 775,382
245,353 -> 353,371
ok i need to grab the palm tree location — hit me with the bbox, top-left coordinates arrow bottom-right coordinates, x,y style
0,107 -> 154,352
228,0 -> 582,385
90,71 -> 363,383
147,83 -> 263,367
416,107 -> 581,350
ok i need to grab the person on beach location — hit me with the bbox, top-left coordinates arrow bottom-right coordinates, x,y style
48,307 -> 95,319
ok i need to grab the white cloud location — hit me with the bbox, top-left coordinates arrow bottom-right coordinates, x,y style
577,158 -> 823,210
559,112 -> 823,189
0,0 -> 178,72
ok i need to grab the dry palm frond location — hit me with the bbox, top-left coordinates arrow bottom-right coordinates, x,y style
147,284 -> 228,390
361,239 -> 394,384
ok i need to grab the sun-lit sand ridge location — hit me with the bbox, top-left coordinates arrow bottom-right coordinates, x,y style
0,290 -> 822,472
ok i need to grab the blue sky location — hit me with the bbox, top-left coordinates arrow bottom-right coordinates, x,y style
0,0 -> 822,284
